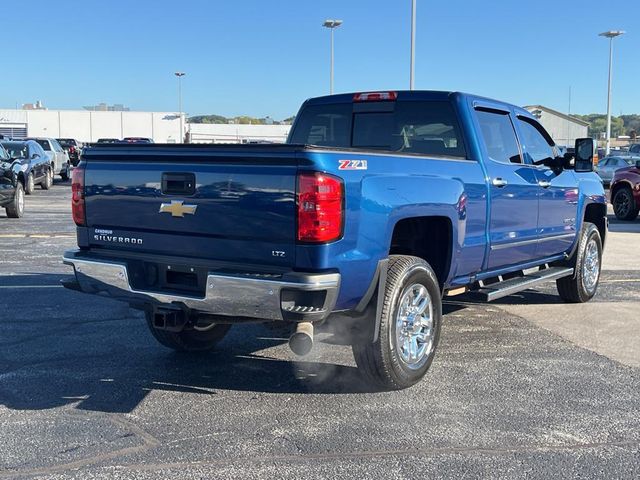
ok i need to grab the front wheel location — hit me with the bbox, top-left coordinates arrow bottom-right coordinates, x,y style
556,222 -> 602,303
352,255 -> 442,390
145,312 -> 231,352
5,182 -> 25,218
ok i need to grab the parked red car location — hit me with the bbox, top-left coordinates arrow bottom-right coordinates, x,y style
610,159 -> 640,220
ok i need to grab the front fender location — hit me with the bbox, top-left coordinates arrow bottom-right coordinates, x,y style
573,173 -> 607,246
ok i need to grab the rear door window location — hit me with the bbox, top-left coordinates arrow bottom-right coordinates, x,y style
475,109 -> 522,164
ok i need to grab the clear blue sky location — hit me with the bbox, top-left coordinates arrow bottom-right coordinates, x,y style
3,0 -> 638,119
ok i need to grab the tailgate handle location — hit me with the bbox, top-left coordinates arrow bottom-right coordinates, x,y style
162,173 -> 196,195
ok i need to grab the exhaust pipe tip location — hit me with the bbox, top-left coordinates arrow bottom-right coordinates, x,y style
289,322 -> 314,356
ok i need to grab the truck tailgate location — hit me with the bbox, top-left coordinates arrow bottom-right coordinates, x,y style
82,146 -> 298,268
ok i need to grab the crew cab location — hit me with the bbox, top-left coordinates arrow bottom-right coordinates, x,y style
63,91 -> 606,389
610,158 -> 640,220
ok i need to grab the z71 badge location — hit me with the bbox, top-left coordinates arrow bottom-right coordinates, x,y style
338,159 -> 368,170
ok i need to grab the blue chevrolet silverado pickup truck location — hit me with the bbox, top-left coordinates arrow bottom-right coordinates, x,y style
63,90 -> 607,390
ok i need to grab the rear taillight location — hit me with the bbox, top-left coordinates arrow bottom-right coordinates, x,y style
297,172 -> 343,243
69,146 -> 76,153
353,91 -> 397,102
71,165 -> 85,226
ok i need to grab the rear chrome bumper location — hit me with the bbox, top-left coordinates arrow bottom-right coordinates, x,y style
63,250 -> 340,322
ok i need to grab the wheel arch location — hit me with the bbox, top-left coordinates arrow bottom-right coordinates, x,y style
388,215 -> 453,289
610,179 -> 634,200
583,202 -> 607,246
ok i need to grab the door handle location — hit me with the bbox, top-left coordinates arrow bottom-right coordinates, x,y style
538,180 -> 551,188
492,177 -> 508,188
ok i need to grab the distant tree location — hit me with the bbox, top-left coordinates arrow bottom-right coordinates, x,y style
188,115 -> 228,124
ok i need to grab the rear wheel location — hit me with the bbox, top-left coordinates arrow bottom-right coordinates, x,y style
612,187 -> 638,221
5,182 -> 25,218
145,311 -> 231,352
556,222 -> 602,303
352,255 -> 442,390
60,164 -> 70,181
40,168 -> 52,190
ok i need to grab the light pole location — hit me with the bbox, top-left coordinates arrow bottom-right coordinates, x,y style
599,30 -> 624,156
322,19 -> 343,94
410,0 -> 416,90
174,71 -> 185,143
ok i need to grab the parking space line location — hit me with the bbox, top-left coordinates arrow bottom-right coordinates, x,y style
600,279 -> 640,283
0,285 -> 63,289
0,234 -> 75,238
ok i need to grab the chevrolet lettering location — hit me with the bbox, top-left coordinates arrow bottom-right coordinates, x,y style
64,90 -> 606,390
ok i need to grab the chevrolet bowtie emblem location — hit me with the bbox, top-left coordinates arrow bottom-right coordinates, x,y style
159,200 -> 197,217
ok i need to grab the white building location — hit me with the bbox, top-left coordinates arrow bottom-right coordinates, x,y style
524,105 -> 589,147
0,109 -> 291,144
188,123 -> 291,144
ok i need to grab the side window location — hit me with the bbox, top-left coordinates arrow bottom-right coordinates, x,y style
475,109 -> 522,164
0,145 -> 8,160
517,117 -> 555,164
37,139 -> 51,151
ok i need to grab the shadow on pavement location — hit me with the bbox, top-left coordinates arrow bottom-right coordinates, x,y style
0,275 -> 386,415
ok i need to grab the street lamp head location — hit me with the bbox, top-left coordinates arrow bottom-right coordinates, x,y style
174,72 -> 186,77
323,19 -> 343,29
599,30 -> 625,38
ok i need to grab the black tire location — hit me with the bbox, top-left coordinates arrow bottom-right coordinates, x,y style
5,182 -> 25,218
60,164 -> 70,181
40,167 -> 52,190
352,255 -> 442,390
612,187 -> 639,221
25,172 -> 35,195
145,311 -> 231,352
556,222 -> 602,303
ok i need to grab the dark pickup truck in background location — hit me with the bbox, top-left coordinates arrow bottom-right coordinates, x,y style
63,90 -> 606,389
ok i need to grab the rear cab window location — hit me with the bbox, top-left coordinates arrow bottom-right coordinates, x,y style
289,99 -> 467,159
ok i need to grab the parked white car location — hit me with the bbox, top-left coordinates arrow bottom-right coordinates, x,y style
25,137 -> 71,180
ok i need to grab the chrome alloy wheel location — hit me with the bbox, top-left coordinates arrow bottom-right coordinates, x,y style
395,283 -> 434,369
582,238 -> 600,293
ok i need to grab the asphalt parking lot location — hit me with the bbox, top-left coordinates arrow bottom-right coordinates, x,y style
1,181 -> 639,479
